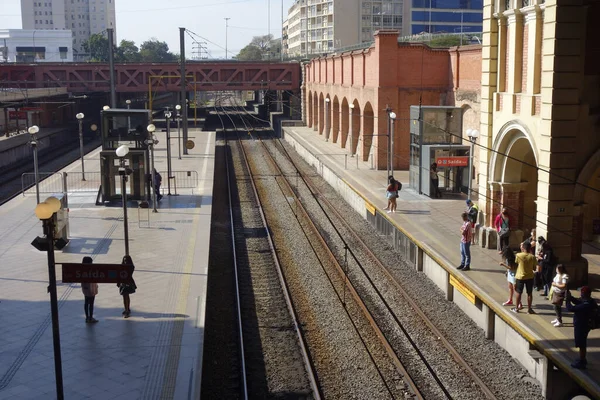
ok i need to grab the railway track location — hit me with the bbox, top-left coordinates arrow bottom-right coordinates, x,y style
203,93 -> 542,400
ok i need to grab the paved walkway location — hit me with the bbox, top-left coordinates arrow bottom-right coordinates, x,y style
0,129 -> 214,400
283,126 -> 600,397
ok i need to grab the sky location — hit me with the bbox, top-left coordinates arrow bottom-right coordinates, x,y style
0,0 -> 296,58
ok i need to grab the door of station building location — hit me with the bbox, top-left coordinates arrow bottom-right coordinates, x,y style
100,150 -> 148,202
419,145 -> 470,198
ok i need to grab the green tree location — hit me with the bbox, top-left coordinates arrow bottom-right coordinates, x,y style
139,39 -> 177,62
82,33 -> 109,62
116,39 -> 140,62
235,45 -> 263,61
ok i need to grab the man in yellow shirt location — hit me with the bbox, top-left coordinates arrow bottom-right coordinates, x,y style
511,241 -> 537,314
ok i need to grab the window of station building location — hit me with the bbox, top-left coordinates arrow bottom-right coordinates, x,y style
362,2 -> 372,14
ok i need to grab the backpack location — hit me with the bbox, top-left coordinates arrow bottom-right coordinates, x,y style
395,180 -> 402,192
589,301 -> 600,330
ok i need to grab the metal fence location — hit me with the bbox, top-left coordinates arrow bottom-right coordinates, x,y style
159,170 -> 199,194
21,172 -> 65,196
64,172 -> 102,193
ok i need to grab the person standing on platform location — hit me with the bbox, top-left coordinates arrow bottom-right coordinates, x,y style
457,212 -> 472,271
384,175 -> 399,214
81,256 -> 99,324
537,239 -> 556,296
566,286 -> 598,369
494,207 -> 510,254
466,199 -> 479,245
511,241 -> 537,314
117,255 -> 137,318
550,264 -> 569,327
430,163 -> 442,198
153,168 -> 163,201
499,245 -> 519,307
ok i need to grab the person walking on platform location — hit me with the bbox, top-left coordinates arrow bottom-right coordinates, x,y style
499,245 -> 520,308
566,286 -> 598,369
494,207 -> 510,254
466,199 -> 479,245
117,255 -> 137,318
511,241 -> 537,314
550,264 -> 569,327
153,168 -> 163,201
81,256 -> 99,324
430,163 -> 442,198
384,175 -> 400,214
457,212 -> 472,271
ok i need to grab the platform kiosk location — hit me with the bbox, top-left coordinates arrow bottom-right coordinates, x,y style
99,109 -> 152,202
409,106 -> 470,198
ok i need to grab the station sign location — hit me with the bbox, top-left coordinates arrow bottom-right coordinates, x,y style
9,111 -> 27,119
61,263 -> 134,284
186,140 -> 195,150
436,156 -> 469,167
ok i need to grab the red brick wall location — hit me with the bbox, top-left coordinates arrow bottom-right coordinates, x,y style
449,45 -> 482,91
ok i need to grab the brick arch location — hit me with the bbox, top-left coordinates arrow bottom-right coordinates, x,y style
362,102 -> 374,161
332,96 -> 340,143
307,90 -> 313,127
341,97 -> 349,148
312,92 -> 318,132
318,93 -> 325,135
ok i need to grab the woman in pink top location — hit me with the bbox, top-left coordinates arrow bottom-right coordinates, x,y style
494,207 -> 510,254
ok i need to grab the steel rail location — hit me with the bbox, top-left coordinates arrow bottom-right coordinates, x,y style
269,137 -> 499,400
235,133 -> 323,400
216,95 -> 249,400
251,137 -> 413,400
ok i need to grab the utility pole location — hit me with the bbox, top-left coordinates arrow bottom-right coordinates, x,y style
224,18 -> 230,59
179,27 -> 189,154
107,28 -> 116,108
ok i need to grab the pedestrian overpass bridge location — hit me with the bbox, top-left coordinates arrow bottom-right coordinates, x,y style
0,61 -> 301,93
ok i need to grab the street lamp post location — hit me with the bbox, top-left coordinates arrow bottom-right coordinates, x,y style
349,103 -> 355,156
126,99 -> 131,132
28,125 -> 40,203
389,112 -> 397,177
176,105 -> 182,159
76,113 -> 86,181
116,145 -> 131,256
325,97 -> 330,142
33,197 -> 64,400
164,111 -> 173,195
466,129 -> 480,198
146,124 -> 159,213
386,107 -> 393,179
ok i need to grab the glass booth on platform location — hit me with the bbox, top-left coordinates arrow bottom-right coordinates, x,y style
409,106 -> 470,198
99,109 -> 152,202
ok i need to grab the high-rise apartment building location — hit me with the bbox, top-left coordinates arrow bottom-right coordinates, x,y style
21,0 -> 116,58
284,0 -> 482,57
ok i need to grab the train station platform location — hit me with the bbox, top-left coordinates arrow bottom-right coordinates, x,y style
282,125 -> 600,399
0,128 -> 214,400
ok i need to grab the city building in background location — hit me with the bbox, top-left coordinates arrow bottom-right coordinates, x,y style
409,0 -> 483,34
285,0 -> 405,57
284,0 -> 483,57
20,0 -> 116,59
0,29 -> 73,62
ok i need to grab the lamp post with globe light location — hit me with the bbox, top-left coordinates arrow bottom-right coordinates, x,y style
116,145 -> 131,256
32,196 -> 64,400
126,99 -> 131,132
28,125 -> 40,203
164,110 -> 173,195
76,113 -> 86,180
176,105 -> 182,159
466,128 -> 480,198
389,111 -> 397,177
146,124 -> 159,213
